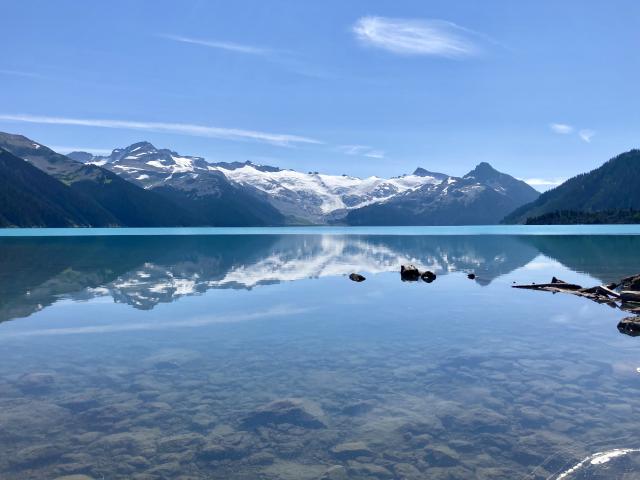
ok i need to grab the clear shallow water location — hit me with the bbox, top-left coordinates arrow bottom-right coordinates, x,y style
1,230 -> 640,479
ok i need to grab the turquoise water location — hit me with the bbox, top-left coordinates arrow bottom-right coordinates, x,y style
1,227 -> 639,479
1,224 -> 640,236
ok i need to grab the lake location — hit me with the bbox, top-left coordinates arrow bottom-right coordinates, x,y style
1,227 -> 640,480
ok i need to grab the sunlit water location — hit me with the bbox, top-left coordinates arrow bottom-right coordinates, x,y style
1,229 -> 639,479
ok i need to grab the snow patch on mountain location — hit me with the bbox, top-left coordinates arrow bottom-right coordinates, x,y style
72,141 -> 448,222
207,163 -> 444,218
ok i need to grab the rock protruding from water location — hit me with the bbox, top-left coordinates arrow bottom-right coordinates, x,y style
400,264 -> 421,281
421,271 -> 436,283
241,398 -> 326,429
349,273 -> 366,282
621,274 -> 640,291
621,291 -> 640,302
618,317 -> 640,337
467,273 -> 476,280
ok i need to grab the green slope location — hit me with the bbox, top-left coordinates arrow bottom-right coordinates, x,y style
0,132 -> 197,227
0,148 -> 118,227
504,149 -> 640,224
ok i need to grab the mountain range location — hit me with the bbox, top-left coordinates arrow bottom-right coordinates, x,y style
66,137 -> 538,226
1,130 -> 638,227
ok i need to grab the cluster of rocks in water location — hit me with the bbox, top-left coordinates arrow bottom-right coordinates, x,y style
349,267 -> 640,338
513,273 -> 640,336
349,265 -> 478,284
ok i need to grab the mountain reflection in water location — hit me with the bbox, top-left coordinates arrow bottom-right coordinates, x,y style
2,232 -> 640,480
1,234 -> 639,322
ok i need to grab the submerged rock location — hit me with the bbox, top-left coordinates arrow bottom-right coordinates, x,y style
393,463 -> 423,479
331,441 -> 372,459
319,465 -> 348,480
241,398 -> 326,429
349,273 -> 366,282
157,432 -> 206,453
424,445 -> 460,467
16,372 -> 55,393
141,348 -> 201,370
341,400 -> 374,416
12,444 -> 63,467
246,452 -> 275,465
617,317 -> 640,337
348,462 -> 393,479
54,476 -> 95,480
198,443 -> 245,461
400,265 -> 421,281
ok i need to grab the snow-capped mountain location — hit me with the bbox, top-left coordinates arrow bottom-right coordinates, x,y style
69,141 -> 286,226
70,141 -> 538,225
70,141 -> 210,188
207,162 -> 448,222
345,163 -> 541,225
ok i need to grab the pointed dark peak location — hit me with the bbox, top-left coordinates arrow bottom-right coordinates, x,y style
123,141 -> 157,153
464,162 -> 502,181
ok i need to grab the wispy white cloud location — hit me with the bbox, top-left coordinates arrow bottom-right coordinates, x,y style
578,129 -> 595,143
337,144 -> 385,159
0,113 -> 322,147
549,123 -> 595,143
160,34 -> 271,55
364,150 -> 385,159
352,16 -> 480,57
0,69 -> 46,79
161,33 -> 336,79
549,123 -> 574,134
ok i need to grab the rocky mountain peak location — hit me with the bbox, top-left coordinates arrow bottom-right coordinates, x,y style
412,167 -> 449,181
464,162 -> 500,181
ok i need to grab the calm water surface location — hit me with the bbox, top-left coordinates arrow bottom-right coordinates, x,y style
1,228 -> 640,479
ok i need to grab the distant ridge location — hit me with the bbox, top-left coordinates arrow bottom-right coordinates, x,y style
0,148 -> 117,227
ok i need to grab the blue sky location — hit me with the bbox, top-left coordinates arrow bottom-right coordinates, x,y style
1,0 -> 639,189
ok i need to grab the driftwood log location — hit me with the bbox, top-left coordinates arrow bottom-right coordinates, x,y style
512,274 -> 640,314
